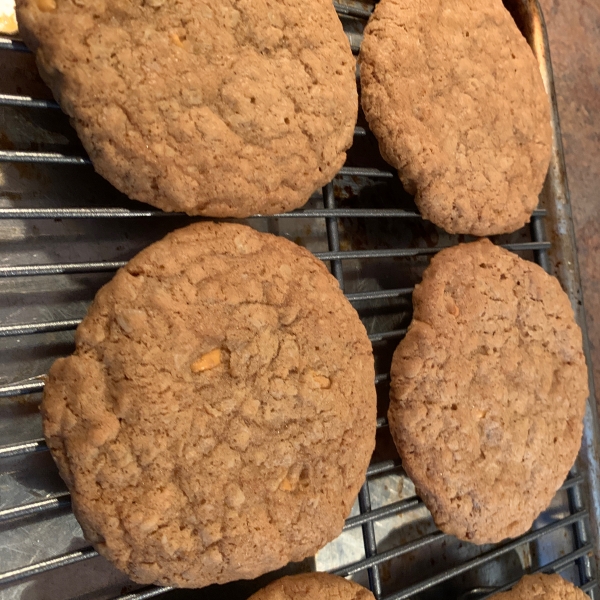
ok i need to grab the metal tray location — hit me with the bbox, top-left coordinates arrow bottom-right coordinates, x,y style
0,1 -> 599,599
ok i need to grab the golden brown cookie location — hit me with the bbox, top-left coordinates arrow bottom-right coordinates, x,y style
492,573 -> 588,600
388,239 -> 588,544
42,222 -> 376,587
359,0 -> 552,235
248,573 -> 374,600
16,0 -> 357,217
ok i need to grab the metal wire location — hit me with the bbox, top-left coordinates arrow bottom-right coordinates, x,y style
0,494 -> 71,524
0,207 -> 421,219
0,242 -> 552,279
0,437 -> 47,458
117,587 -> 176,600
0,548 -> 99,586
0,379 -> 44,397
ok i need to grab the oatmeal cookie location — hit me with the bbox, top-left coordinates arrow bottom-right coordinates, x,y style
492,573 -> 588,600
249,573 -> 374,600
42,222 -> 376,587
16,0 -> 357,216
388,239 -> 588,543
359,0 -> 552,235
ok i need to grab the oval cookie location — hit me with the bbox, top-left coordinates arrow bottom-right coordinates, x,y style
42,222 -> 376,587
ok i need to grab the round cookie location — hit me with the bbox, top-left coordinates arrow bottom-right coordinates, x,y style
248,573 -> 374,600
388,239 -> 588,544
492,574 -> 588,600
42,222 -> 376,587
16,0 -> 357,217
359,0 -> 552,235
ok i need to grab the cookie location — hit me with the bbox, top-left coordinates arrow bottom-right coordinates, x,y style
16,0 -> 357,217
388,239 -> 588,544
359,0 -> 552,235
42,222 -> 376,587
248,573 -> 374,600
492,573 -> 588,600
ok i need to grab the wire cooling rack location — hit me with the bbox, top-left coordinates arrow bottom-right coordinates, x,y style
0,1 -> 599,599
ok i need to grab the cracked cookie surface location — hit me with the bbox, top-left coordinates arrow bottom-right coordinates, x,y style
16,0 -> 357,216
388,240 -> 587,543
492,574 -> 588,600
359,0 -> 552,235
249,573 -> 374,600
42,222 -> 376,587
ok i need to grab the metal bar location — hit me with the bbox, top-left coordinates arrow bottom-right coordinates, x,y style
0,150 -> 391,175
561,474 -> 585,490
314,243 -> 551,261
332,531 -> 447,578
374,374 -> 389,385
0,244 -> 552,279
382,510 -> 589,600
344,496 -> 423,531
0,207 -> 422,219
323,182 -> 344,285
532,543 -> 594,577
0,150 -> 91,165
0,207 -> 184,219
116,586 -> 175,600
337,167 -> 394,179
0,494 -> 71,524
582,581 -> 599,594
0,319 -> 81,337
0,207 -> 547,220
0,438 -> 47,458
530,213 -> 551,273
0,379 -> 44,397
0,548 -> 98,585
536,543 -> 593,575
0,261 -> 126,277
368,329 -> 407,343
367,460 -> 402,478
358,484 -> 383,598
333,2 -> 372,18
0,94 -> 361,123
0,94 -> 59,109
0,37 -> 30,52
347,289 -> 414,303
